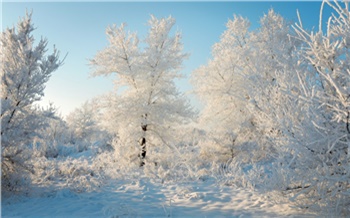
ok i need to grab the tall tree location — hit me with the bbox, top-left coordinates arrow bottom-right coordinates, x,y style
192,10 -> 300,162
90,15 -> 193,166
277,1 -> 350,212
1,12 -> 63,190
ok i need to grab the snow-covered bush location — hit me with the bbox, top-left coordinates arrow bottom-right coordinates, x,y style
31,109 -> 72,158
27,100 -> 112,161
197,131 -> 237,163
28,155 -> 103,196
1,12 -> 63,192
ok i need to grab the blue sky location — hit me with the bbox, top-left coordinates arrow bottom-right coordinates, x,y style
2,1 -> 334,116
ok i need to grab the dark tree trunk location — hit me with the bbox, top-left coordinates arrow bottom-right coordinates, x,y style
140,118 -> 147,167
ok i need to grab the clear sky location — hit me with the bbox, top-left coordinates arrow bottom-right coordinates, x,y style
2,1 -> 335,117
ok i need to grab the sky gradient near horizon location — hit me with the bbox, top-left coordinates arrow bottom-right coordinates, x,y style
2,1 -> 335,117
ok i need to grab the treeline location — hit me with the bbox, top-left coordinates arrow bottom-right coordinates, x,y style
1,1 -> 349,215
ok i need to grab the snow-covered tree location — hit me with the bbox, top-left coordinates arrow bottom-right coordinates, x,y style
269,1 -> 350,213
192,10 -> 300,162
90,15 -> 193,166
66,100 -> 98,141
192,15 -> 251,135
1,12 -> 63,191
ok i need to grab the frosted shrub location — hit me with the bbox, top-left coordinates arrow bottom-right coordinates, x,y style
66,99 -> 111,146
112,140 -> 141,171
29,156 -> 103,195
213,158 -> 263,190
1,146 -> 33,196
198,132 -> 236,163
34,116 -> 78,158
198,129 -> 274,167
96,137 -> 198,183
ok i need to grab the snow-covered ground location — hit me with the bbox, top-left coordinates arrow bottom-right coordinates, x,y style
2,178 -> 313,218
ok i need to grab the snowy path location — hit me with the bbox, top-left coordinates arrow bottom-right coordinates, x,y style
2,180 -> 313,217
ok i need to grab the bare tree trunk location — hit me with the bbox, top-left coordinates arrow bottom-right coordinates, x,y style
140,114 -> 147,167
